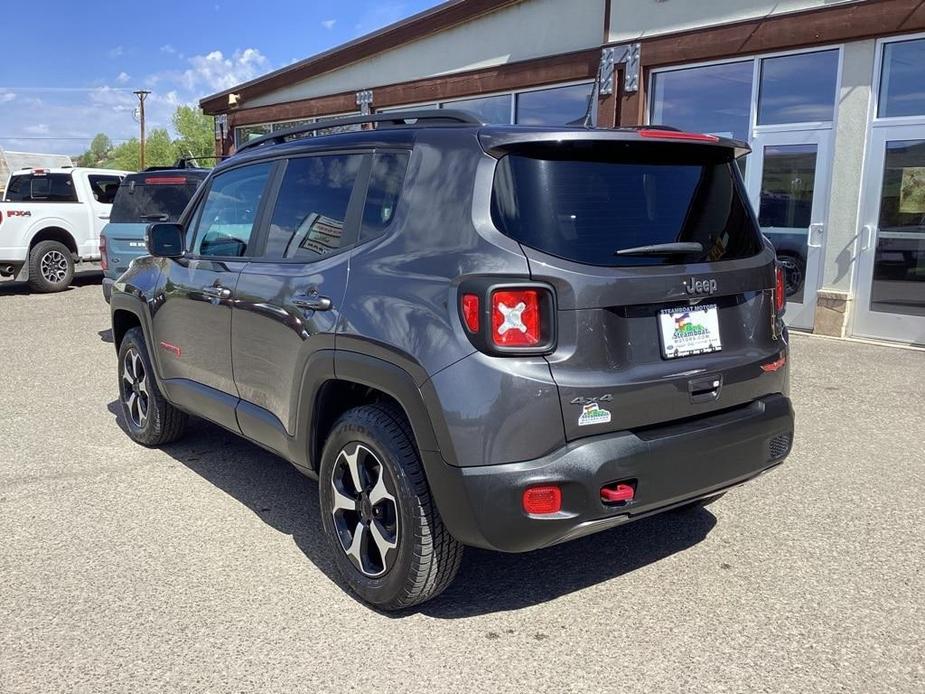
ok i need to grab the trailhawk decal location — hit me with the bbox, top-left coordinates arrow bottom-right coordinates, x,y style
578,402 -> 611,427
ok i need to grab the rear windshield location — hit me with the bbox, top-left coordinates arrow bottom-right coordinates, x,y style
3,173 -> 77,202
110,175 -> 203,224
490,143 -> 762,266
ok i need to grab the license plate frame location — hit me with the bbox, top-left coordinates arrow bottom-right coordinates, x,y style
658,303 -> 723,359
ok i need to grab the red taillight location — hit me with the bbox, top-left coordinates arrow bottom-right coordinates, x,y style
461,293 -> 480,333
0,210 -> 3,225
145,176 -> 187,185
774,265 -> 786,313
491,289 -> 541,347
638,129 -> 720,142
522,485 -> 561,515
99,235 -> 108,271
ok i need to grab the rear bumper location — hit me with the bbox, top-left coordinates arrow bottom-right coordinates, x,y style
101,277 -> 114,303
425,393 -> 794,552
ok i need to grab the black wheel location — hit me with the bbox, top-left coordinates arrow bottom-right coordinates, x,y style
675,492 -> 726,512
776,253 -> 805,297
27,240 -> 74,293
117,327 -> 187,446
319,404 -> 463,610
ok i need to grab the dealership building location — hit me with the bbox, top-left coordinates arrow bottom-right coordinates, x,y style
201,0 -> 925,346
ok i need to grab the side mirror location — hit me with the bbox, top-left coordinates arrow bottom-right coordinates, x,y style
146,223 -> 185,258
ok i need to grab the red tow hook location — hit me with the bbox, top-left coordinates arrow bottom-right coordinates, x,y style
601,482 -> 635,504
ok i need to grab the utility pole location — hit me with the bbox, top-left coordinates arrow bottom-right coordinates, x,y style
133,90 -> 151,170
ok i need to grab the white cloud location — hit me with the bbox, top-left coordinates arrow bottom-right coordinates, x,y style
321,19 -> 336,29
108,46 -> 124,58
160,44 -> 176,54
180,48 -> 270,93
24,123 -> 50,135
116,71 -> 131,85
0,90 -> 15,103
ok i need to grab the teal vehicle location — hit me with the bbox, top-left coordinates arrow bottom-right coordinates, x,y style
101,167 -> 208,302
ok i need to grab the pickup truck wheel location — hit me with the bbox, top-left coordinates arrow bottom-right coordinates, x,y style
319,405 -> 463,611
117,327 -> 187,446
28,240 -> 74,293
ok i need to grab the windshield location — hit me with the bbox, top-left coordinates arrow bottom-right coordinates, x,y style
490,143 -> 762,267
110,175 -> 203,224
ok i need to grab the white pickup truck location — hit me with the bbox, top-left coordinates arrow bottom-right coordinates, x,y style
0,167 -> 130,292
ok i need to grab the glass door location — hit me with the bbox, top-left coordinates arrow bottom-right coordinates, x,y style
744,130 -> 831,330
853,126 -> 925,344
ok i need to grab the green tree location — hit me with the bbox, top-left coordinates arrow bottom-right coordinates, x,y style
172,105 -> 215,166
75,133 -> 112,167
104,129 -> 178,171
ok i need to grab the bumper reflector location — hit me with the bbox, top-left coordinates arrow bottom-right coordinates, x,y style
522,485 -> 562,515
601,482 -> 635,504
761,355 -> 786,373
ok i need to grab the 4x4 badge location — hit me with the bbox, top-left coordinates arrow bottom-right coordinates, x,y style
684,277 -> 718,295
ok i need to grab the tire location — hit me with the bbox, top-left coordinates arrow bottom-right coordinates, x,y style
27,240 -> 75,293
319,404 -> 463,610
675,492 -> 726,512
117,327 -> 187,446
776,253 -> 805,298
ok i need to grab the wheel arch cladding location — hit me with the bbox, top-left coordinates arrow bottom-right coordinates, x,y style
112,309 -> 141,350
30,227 -> 78,255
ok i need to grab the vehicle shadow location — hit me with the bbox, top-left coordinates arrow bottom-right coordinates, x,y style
106,401 -> 717,617
0,270 -> 103,296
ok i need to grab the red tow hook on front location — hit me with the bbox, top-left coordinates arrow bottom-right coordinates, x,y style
601,482 -> 636,504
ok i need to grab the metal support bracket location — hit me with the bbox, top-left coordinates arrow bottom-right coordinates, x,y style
599,42 -> 641,95
355,89 -> 374,116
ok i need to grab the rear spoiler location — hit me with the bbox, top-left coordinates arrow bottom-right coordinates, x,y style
478,128 -> 750,159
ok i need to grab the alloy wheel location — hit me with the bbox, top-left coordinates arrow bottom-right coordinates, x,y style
329,443 -> 399,577
40,250 -> 69,285
121,348 -> 149,428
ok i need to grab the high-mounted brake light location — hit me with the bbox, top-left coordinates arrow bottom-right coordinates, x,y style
491,289 -> 541,347
461,293 -> 480,333
145,176 -> 187,185
638,129 -> 720,143
774,265 -> 786,314
522,485 -> 561,515
99,235 -> 108,271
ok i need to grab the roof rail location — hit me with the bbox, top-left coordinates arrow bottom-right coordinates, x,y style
235,109 -> 483,155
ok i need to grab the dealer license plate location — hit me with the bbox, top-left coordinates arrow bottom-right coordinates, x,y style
658,304 -> 723,359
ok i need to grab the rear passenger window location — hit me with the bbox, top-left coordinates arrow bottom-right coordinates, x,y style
264,154 -> 364,259
193,163 -> 272,258
361,152 -> 409,241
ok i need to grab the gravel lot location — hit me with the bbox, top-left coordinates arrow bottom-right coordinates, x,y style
1,274 -> 922,693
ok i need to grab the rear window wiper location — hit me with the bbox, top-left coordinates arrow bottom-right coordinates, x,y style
614,241 -> 703,256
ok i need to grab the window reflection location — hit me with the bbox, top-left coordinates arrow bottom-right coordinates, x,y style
515,83 -> 594,126
443,94 -> 511,124
879,38 -> 925,118
758,50 -> 838,124
650,61 -> 753,140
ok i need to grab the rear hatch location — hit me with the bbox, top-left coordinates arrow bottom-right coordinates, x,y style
106,172 -> 204,274
488,135 -> 787,440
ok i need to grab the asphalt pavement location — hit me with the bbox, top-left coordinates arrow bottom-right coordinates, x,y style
0,274 -> 922,693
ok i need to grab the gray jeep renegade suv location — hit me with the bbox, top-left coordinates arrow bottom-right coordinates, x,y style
109,111 -> 793,610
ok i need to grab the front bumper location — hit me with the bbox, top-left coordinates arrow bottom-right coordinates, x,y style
101,278 -> 114,303
425,394 -> 794,552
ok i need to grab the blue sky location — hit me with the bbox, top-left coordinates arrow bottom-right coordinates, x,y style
0,0 -> 441,155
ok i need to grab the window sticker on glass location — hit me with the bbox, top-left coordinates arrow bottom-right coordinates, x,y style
899,167 -> 925,214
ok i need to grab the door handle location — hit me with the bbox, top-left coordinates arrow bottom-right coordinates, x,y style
292,292 -> 333,311
201,284 -> 232,299
807,223 -> 824,249
860,224 -> 876,251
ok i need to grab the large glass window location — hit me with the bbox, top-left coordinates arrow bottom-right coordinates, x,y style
650,61 -> 753,140
193,163 -> 272,258
234,124 -> 272,148
111,173 -> 206,224
264,155 -> 364,259
516,83 -> 594,126
758,50 -> 839,125
443,94 -> 511,124
361,152 -> 410,242
758,145 -> 818,228
491,143 -> 761,267
879,38 -> 925,118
